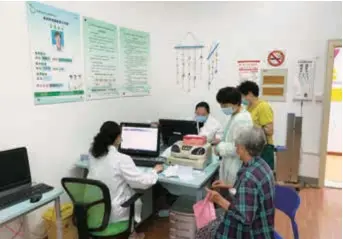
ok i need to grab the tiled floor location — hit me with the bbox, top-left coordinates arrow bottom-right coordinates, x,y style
140,188 -> 342,239
325,155 -> 342,188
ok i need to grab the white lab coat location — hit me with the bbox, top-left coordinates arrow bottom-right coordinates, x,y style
198,114 -> 223,141
216,109 -> 253,185
87,146 -> 158,223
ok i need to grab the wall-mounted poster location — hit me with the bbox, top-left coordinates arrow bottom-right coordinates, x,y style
83,17 -> 120,100
26,1 -> 84,105
237,60 -> 261,85
119,27 -> 151,97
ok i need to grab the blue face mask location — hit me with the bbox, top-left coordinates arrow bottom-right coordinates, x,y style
195,115 -> 208,123
221,107 -> 234,115
242,99 -> 249,106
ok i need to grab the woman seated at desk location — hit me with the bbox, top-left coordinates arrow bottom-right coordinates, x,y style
87,121 -> 164,239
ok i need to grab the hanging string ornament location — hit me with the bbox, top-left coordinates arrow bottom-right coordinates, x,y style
206,41 -> 220,90
174,32 -> 205,93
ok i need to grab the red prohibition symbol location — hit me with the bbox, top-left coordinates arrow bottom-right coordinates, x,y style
267,50 -> 285,67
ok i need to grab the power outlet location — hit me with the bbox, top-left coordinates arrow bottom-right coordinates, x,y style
315,94 -> 323,102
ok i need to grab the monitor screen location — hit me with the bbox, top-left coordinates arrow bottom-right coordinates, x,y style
0,147 -> 31,193
159,119 -> 199,146
120,124 -> 159,156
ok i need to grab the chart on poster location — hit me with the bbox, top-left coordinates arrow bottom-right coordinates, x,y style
119,27 -> 151,96
83,17 -> 120,100
26,1 -> 84,105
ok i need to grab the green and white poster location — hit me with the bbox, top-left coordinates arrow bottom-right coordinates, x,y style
83,17 -> 120,100
119,27 -> 151,97
26,1 -> 84,105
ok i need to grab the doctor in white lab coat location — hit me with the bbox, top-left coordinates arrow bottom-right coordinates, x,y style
87,121 -> 163,233
212,87 -> 253,185
195,101 -> 223,141
161,102 -> 223,157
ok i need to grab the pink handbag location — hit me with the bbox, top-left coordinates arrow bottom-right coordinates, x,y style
193,194 -> 217,229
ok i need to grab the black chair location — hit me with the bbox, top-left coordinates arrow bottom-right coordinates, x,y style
61,177 -> 142,238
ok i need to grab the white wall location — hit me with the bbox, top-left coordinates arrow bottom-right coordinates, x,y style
0,1 -> 341,237
328,49 -> 342,153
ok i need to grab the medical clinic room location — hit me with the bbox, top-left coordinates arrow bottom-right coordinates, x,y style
0,1 -> 342,239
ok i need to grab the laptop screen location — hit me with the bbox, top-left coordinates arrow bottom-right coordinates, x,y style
0,147 -> 31,193
119,123 -> 160,157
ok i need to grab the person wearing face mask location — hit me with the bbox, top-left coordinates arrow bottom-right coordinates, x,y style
212,87 -> 253,185
237,80 -> 275,170
194,101 -> 223,142
87,121 -> 163,239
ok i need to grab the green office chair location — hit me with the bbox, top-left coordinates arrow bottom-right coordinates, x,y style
61,177 -> 142,238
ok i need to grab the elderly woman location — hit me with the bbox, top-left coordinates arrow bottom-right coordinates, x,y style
196,127 -> 275,239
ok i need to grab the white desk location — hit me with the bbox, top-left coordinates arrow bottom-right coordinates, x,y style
0,188 -> 64,239
75,158 -> 219,201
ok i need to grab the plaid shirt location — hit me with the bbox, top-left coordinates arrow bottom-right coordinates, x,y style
215,157 -> 275,239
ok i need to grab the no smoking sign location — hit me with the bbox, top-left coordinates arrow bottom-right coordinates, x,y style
267,50 -> 285,67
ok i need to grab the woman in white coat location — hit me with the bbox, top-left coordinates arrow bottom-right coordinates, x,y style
212,87 -> 253,185
194,101 -> 223,141
87,121 -> 163,239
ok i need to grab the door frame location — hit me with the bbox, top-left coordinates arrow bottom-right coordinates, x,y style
318,39 -> 342,187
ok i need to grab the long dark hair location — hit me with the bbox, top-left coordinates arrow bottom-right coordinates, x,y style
90,121 -> 121,158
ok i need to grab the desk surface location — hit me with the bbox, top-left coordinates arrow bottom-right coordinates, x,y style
75,158 -> 219,189
0,188 -> 64,224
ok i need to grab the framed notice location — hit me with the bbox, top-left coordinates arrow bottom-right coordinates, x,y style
260,69 -> 288,102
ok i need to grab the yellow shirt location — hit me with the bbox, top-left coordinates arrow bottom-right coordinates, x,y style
247,100 -> 274,144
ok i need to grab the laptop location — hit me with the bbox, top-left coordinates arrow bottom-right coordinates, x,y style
119,123 -> 165,167
0,147 -> 53,210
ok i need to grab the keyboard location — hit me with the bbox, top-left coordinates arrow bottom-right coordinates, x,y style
133,156 -> 166,167
0,183 -> 54,210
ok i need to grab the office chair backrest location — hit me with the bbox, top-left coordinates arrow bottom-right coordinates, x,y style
275,185 -> 301,239
61,178 -> 111,238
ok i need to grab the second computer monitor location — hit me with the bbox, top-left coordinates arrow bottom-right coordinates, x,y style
159,119 -> 199,146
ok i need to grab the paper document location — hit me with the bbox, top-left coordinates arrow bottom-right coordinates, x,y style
178,165 -> 194,181
164,165 -> 179,178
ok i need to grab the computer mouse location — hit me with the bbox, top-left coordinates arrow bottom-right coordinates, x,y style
30,194 -> 42,203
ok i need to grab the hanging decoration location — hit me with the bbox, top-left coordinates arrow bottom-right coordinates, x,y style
174,32 -> 205,93
207,41 -> 220,90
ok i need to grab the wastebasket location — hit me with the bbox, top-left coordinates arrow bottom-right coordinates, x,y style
42,203 -> 78,239
169,196 -> 197,239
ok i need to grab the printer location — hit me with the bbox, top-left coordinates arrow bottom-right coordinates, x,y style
167,135 -> 212,170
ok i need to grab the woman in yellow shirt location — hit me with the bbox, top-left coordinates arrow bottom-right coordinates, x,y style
237,81 -> 275,170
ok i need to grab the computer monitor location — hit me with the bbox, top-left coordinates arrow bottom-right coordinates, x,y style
0,147 -> 31,193
119,123 -> 160,157
159,119 -> 199,146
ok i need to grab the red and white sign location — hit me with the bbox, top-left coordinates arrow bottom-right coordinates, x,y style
237,60 -> 261,84
267,50 -> 285,67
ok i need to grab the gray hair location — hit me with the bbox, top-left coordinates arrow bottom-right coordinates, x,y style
235,126 -> 266,156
